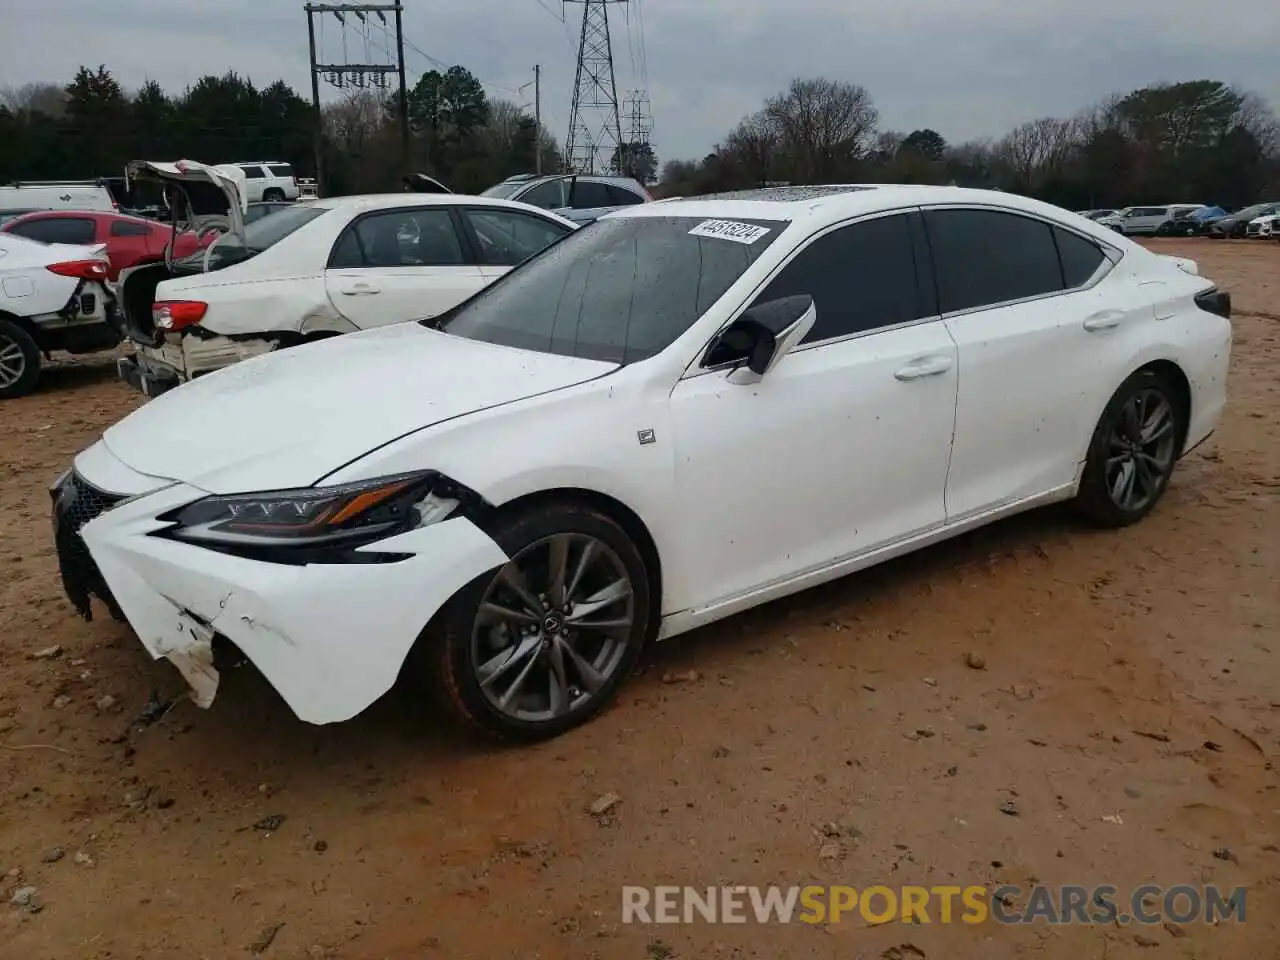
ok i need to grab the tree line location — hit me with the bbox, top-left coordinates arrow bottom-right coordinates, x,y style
3,66 -> 1277,210
661,78 -> 1280,210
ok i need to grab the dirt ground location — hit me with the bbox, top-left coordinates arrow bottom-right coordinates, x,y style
1,240 -> 1278,960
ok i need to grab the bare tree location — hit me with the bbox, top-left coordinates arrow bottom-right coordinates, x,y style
722,110 -> 780,185
763,77 -> 879,182
0,82 -> 68,116
995,117 -> 1078,187
1236,92 -> 1278,157
322,91 -> 384,153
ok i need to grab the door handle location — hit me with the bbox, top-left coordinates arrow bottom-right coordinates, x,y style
894,355 -> 953,381
338,282 -> 380,296
1082,310 -> 1124,331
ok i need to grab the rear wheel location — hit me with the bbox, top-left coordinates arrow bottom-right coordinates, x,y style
262,188 -> 286,202
0,317 -> 41,399
425,502 -> 651,741
1075,369 -> 1184,527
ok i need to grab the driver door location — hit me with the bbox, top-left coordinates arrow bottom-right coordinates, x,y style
324,206 -> 486,328
667,211 -> 959,610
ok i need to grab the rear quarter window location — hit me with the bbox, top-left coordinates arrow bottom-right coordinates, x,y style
267,165 -> 295,178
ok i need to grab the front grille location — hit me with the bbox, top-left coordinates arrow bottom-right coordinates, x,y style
52,472 -> 126,621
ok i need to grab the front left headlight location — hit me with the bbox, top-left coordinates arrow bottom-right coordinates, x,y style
156,471 -> 462,551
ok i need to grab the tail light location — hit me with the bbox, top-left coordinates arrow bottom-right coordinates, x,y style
47,259 -> 109,282
153,300 -> 208,331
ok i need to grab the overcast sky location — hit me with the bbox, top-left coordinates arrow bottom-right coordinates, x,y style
2,0 -> 1277,164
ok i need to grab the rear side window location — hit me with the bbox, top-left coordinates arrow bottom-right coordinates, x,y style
238,165 -> 266,179
267,165 -> 294,178
925,209 -> 1064,313
1053,227 -> 1106,288
517,179 -> 568,210
572,181 -> 613,209
750,213 -> 925,343
605,184 -> 645,206
110,219 -> 152,237
8,216 -> 96,246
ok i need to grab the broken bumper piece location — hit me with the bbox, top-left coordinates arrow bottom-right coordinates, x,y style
69,469 -> 507,725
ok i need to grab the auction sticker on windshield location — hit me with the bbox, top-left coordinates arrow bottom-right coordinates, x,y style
688,220 -> 773,244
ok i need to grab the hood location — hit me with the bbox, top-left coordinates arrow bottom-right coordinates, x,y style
100,322 -> 617,494
125,160 -> 248,243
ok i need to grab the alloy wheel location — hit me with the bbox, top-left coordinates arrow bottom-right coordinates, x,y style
0,333 -> 27,389
470,533 -> 635,723
1106,387 -> 1177,512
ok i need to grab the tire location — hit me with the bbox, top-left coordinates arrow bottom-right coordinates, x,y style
262,188 -> 285,202
424,501 -> 652,741
1074,369 -> 1185,528
0,317 -> 41,399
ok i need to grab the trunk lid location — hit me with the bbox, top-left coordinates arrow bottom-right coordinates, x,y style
124,160 -> 249,250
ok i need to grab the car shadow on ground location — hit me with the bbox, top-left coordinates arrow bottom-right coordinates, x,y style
36,353 -> 123,394
114,496 -> 1114,790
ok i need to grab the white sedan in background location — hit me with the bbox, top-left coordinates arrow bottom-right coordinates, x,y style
0,233 -> 117,398
115,162 -> 577,397
54,184 -> 1231,742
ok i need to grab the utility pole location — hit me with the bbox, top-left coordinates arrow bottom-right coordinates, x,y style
394,3 -> 409,174
534,65 -> 542,174
306,9 -> 323,192
303,3 -> 409,193
563,0 -> 626,175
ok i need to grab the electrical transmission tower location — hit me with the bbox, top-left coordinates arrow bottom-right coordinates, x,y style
304,2 -> 409,194
563,0 -> 626,175
617,89 -> 653,181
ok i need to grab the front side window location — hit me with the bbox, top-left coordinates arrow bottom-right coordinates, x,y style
440,215 -> 787,364
465,208 -> 570,266
9,216 -> 96,245
925,209 -> 1064,313
329,208 -> 465,267
748,213 -> 926,343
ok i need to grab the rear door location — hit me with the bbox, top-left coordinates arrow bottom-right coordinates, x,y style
460,206 -> 575,283
106,217 -> 155,277
323,205 -> 485,328
923,206 -> 1134,519
237,165 -> 267,202
564,179 -> 618,223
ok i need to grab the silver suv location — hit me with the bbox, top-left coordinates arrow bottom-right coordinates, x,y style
481,173 -> 651,225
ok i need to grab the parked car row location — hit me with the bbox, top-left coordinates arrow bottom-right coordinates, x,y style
47,179 -> 1232,744
1076,201 -> 1280,239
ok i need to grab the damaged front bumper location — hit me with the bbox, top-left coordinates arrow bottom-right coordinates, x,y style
54,442 -> 508,724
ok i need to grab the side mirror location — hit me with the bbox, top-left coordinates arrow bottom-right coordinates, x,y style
702,295 -> 816,384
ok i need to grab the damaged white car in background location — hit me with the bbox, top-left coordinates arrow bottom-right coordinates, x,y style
114,162 -> 577,397
52,185 -> 1231,742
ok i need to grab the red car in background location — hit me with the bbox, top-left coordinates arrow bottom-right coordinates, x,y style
0,210 -> 210,281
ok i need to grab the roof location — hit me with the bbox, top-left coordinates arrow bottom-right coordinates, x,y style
609,184 -> 1076,228
308,192 -> 579,227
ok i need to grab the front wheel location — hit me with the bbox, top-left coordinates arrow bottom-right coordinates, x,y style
0,317 -> 41,399
425,502 -> 652,741
1075,370 -> 1184,527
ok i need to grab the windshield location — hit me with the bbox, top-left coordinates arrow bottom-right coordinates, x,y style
439,215 -> 788,364
480,182 -> 525,199
179,204 -> 327,272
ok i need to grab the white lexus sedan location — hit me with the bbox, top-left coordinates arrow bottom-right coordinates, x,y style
52,185 -> 1232,741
